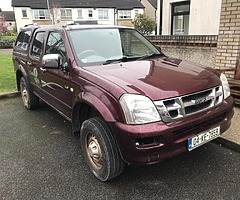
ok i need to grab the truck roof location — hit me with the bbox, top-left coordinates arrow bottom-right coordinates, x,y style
20,23 -> 133,32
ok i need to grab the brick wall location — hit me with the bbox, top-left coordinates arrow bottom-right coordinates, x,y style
215,0 -> 240,77
148,35 -> 218,68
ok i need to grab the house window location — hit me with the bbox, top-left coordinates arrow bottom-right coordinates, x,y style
33,10 -> 50,20
88,9 -> 93,18
22,9 -> 27,18
134,10 -> 139,17
118,10 -> 131,19
171,1 -> 190,35
77,9 -> 83,19
98,10 -> 108,19
61,9 -> 72,20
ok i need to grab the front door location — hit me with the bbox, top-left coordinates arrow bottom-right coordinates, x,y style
38,31 -> 74,119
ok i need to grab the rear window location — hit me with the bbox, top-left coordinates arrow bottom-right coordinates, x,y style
15,30 -> 31,51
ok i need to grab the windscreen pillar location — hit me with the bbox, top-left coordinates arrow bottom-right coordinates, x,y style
215,0 -> 240,78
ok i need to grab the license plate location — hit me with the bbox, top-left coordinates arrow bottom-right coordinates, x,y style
188,126 -> 220,151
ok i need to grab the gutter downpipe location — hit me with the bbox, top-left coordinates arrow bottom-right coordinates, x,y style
159,0 -> 163,35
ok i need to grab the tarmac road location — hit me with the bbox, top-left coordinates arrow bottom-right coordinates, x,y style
1,97 -> 240,200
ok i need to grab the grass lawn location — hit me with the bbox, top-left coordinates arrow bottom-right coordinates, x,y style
0,54 -> 16,92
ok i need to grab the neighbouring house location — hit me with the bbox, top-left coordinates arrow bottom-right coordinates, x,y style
140,0 -> 157,21
2,11 -> 16,31
12,0 -> 144,32
156,0 -> 222,35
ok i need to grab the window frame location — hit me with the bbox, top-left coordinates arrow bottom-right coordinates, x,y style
30,31 -> 46,60
60,9 -> 72,20
171,1 -> 190,35
118,10 -> 131,19
134,10 -> 139,17
33,9 -> 50,20
98,9 -> 109,20
15,30 -> 31,52
22,9 -> 28,18
88,9 -> 93,18
77,9 -> 83,19
45,31 -> 67,59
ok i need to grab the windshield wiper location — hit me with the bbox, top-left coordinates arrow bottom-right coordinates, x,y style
137,52 -> 164,61
102,56 -> 129,65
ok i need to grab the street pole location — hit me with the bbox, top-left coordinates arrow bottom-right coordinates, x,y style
46,0 -> 53,24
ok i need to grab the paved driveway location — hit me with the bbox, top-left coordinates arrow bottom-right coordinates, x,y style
1,97 -> 240,200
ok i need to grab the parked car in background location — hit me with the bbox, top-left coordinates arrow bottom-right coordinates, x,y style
12,24 -> 234,181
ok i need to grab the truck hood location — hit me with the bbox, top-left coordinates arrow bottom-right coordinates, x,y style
84,57 -> 221,100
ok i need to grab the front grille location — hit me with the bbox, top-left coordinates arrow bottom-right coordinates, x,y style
154,86 -> 223,123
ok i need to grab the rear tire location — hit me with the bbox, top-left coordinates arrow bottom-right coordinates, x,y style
20,77 -> 39,110
80,117 -> 125,181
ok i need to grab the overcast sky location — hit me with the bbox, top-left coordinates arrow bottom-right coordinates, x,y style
0,0 -> 13,11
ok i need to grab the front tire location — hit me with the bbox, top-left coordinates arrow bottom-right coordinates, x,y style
20,77 -> 39,110
80,117 -> 125,181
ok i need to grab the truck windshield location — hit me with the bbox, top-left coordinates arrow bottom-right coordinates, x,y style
68,28 -> 163,66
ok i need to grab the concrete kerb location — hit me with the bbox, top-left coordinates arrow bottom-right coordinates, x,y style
0,91 -> 239,153
214,137 -> 240,153
0,91 -> 20,100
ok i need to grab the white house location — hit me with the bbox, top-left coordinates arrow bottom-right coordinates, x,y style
12,0 -> 144,32
157,0 -> 222,35
140,0 -> 157,21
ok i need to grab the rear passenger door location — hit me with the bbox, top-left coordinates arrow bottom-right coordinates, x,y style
28,31 -> 46,94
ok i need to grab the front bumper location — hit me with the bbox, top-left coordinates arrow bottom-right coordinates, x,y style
112,97 -> 234,164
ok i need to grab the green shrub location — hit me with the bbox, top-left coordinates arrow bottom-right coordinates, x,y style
0,37 -> 16,49
132,14 -> 156,35
3,30 -> 18,36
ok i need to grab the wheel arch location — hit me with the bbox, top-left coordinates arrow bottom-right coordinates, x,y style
16,65 -> 30,91
72,92 -> 116,136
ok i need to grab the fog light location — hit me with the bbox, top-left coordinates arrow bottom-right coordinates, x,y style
135,136 -> 162,148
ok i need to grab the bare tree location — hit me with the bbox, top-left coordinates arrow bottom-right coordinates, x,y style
50,1 -> 62,24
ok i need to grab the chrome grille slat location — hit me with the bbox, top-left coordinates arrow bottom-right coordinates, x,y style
154,86 -> 223,123
167,102 -> 182,111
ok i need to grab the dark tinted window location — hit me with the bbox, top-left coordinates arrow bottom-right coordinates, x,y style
31,32 -> 45,59
15,30 -> 31,51
45,32 -> 66,58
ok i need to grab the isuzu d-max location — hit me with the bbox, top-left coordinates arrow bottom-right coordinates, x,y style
13,25 -> 234,181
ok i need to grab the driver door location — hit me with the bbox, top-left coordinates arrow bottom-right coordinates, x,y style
39,31 -> 73,119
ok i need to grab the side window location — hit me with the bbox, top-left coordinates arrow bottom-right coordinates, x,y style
15,30 -> 31,51
45,32 -> 67,59
31,32 -> 45,59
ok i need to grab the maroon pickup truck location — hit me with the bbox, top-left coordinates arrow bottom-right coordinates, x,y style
13,24 -> 234,181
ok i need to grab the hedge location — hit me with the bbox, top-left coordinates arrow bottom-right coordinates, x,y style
0,36 -> 16,49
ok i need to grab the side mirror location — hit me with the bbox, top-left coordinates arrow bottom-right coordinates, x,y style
42,54 -> 62,69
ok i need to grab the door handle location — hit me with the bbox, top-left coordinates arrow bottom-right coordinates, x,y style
64,85 -> 69,90
40,67 -> 47,72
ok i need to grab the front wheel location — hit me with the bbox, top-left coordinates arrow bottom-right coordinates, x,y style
80,117 -> 125,181
20,77 -> 39,110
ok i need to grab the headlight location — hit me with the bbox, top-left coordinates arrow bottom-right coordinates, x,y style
119,94 -> 161,124
220,73 -> 231,99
